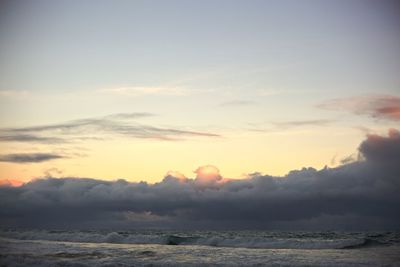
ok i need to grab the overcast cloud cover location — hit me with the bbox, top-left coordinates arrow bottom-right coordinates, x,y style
0,129 -> 399,230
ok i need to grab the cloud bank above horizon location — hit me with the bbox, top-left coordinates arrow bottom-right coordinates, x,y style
1,129 -> 399,230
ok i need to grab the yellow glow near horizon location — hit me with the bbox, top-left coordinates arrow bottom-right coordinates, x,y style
0,127 -> 365,183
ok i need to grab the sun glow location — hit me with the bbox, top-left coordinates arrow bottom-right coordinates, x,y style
0,179 -> 24,187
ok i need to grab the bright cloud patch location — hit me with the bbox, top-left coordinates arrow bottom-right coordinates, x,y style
194,165 -> 222,187
0,179 -> 24,187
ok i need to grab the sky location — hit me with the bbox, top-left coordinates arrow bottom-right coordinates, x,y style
0,0 -> 399,190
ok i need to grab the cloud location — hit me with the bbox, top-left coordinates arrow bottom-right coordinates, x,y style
340,154 -> 358,165
272,119 -> 334,128
318,95 -> 400,121
104,112 -> 155,120
0,179 -> 24,187
194,165 -> 222,187
0,153 -> 64,163
0,130 -> 399,230
164,170 -> 188,183
43,167 -> 64,178
0,113 -> 220,143
247,119 -> 334,133
0,134 -> 65,144
359,128 -> 400,163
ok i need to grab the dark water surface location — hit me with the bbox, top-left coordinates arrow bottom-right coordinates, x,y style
1,230 -> 399,266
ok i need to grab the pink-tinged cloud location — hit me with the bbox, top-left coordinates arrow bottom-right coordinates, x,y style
164,170 -> 188,183
163,166 -> 235,186
318,95 -> 400,121
0,179 -> 24,187
194,165 -> 222,187
375,106 -> 400,120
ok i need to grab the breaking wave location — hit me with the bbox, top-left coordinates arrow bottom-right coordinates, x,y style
0,230 -> 395,250
164,235 -> 386,249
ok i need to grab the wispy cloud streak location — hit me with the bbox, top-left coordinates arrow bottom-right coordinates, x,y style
272,119 -> 334,128
0,153 -> 64,163
247,119 -> 334,133
0,134 -> 65,143
0,113 -> 220,143
318,95 -> 400,121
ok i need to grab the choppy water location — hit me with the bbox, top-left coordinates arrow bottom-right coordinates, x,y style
1,230 -> 399,266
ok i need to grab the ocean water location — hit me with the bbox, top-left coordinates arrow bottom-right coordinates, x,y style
0,230 -> 399,266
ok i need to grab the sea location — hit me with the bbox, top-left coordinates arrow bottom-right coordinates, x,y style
0,229 -> 399,266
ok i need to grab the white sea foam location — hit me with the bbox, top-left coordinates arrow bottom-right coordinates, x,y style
0,230 -> 391,249
1,235 -> 399,267
191,236 -> 368,249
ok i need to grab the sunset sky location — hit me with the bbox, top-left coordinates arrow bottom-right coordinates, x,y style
0,0 -> 399,184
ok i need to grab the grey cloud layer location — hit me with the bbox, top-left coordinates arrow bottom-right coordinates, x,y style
0,113 -> 220,144
0,153 -> 64,163
0,134 -> 65,143
0,130 -> 399,229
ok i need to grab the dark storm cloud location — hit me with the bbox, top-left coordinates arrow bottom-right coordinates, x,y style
359,128 -> 400,163
318,95 -> 400,121
0,112 -> 220,143
0,153 -> 64,163
1,129 -> 399,230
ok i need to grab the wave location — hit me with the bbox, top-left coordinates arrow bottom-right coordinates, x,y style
166,235 -> 382,249
340,238 -> 386,249
0,230 -> 392,250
